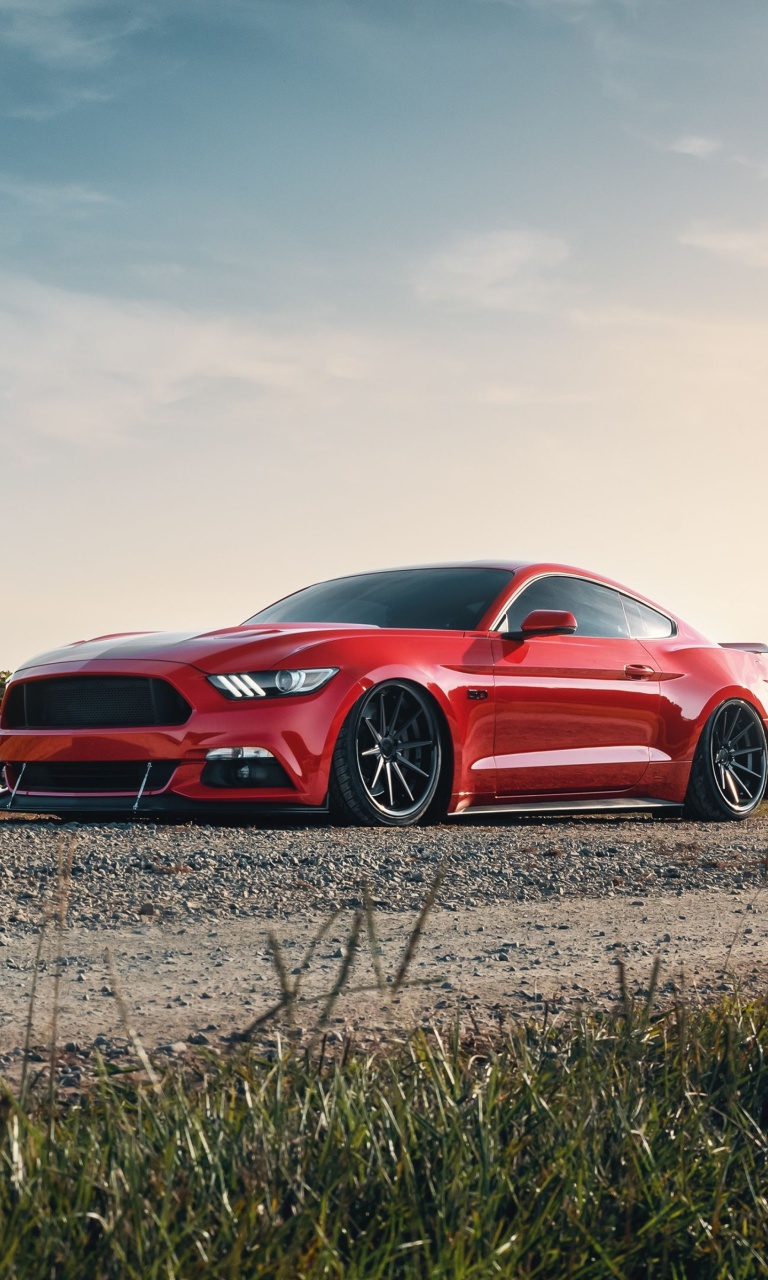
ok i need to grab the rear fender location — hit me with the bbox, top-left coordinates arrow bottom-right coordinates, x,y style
689,687 -> 768,761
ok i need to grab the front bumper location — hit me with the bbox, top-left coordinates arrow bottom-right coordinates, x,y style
0,657 -> 356,815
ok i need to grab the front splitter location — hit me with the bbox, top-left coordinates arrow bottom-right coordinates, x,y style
0,791 -> 329,820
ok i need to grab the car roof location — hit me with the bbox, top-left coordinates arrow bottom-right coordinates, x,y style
329,560 -> 601,579
323,561 -> 529,574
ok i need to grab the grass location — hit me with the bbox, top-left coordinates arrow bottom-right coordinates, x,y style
1,751 -> 768,1274
2,991 -> 768,1277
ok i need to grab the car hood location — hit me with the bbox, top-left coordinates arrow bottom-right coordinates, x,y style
14,624 -> 380,674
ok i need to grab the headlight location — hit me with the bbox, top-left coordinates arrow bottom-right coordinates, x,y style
208,668 -> 338,700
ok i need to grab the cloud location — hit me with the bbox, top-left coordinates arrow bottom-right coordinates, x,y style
0,273 -> 378,453
679,223 -> 768,270
415,229 -> 570,312
668,135 -> 721,159
731,152 -> 768,180
5,86 -> 113,121
478,384 -> 599,406
0,1 -> 151,120
0,0 -> 148,68
0,170 -> 114,209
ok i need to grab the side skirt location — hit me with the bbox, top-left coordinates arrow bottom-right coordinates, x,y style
455,797 -> 683,817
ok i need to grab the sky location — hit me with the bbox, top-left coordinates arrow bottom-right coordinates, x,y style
1,0 -> 767,667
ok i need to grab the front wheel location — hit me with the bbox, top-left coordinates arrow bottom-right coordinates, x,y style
684,699 -> 768,821
329,681 -> 446,826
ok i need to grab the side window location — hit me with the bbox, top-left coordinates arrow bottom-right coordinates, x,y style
621,595 -> 674,639
504,576 -> 629,639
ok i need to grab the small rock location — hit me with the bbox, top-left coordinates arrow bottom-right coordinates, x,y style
156,1041 -> 188,1056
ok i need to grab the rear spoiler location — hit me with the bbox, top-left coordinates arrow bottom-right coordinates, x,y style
720,642 -> 768,654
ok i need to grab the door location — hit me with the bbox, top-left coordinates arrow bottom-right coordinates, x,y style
493,576 -> 662,796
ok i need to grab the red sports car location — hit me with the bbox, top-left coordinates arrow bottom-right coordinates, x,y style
1,562 -> 767,825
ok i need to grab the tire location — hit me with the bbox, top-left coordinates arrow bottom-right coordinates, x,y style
329,680 -> 448,827
684,699 -> 768,822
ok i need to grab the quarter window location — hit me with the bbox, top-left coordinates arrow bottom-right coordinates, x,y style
621,595 -> 674,639
503,576 -> 629,639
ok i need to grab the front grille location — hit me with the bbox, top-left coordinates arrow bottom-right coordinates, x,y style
5,761 -> 178,794
2,677 -> 191,730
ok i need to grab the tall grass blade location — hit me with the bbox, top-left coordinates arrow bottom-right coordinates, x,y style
105,948 -> 161,1092
20,917 -> 48,1105
48,832 -> 77,1124
392,870 -> 443,996
314,908 -> 363,1034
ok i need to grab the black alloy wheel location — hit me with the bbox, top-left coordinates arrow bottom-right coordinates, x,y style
685,699 -> 768,821
330,681 -> 445,826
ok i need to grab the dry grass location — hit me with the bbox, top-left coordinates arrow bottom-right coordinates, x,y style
1,860 -> 768,1275
4,990 -> 768,1276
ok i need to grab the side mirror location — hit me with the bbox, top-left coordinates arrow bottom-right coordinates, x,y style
518,609 -> 578,637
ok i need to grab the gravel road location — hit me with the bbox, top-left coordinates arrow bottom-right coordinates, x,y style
0,809 -> 767,1079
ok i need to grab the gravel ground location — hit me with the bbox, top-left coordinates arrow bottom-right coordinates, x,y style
0,808 -> 767,1084
1,809 -> 767,930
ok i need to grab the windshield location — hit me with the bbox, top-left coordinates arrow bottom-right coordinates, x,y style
245,567 -> 512,631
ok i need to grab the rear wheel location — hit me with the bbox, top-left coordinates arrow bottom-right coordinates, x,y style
685,699 -> 767,821
329,681 -> 446,826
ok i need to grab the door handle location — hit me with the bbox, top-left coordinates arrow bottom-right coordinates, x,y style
625,663 -> 656,679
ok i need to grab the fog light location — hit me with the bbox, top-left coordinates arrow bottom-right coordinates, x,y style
205,747 -> 274,761
201,747 -> 292,790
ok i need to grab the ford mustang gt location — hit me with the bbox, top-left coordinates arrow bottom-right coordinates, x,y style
1,562 -> 767,825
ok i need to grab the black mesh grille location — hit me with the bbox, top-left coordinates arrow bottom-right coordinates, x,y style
2,677 -> 191,729
7,761 -> 178,794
